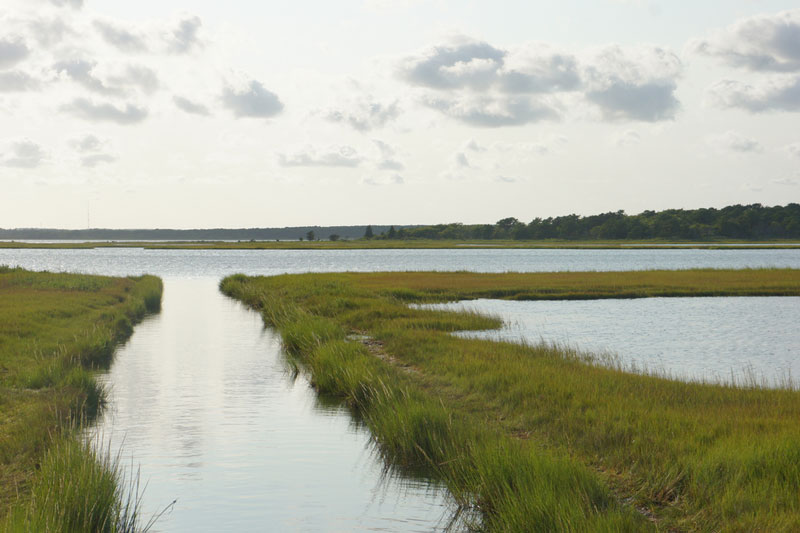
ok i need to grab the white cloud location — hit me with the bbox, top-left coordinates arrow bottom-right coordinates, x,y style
708,77 -> 800,112
499,43 -> 581,93
107,65 -> 159,94
0,38 -> 30,70
221,80 -> 283,118
772,176 -> 799,186
583,45 -> 682,121
69,134 -> 103,153
0,70 -> 40,92
81,153 -> 117,167
2,139 -> 46,168
93,19 -> 149,53
706,131 -> 763,153
423,94 -> 559,127
692,9 -> 800,72
28,18 -> 74,48
49,0 -> 83,8
278,145 -> 363,167
400,37 -> 679,124
373,140 -> 404,170
165,16 -> 202,54
785,142 -> 800,158
54,59 -> 124,96
615,129 -> 641,147
362,173 -> 404,186
324,98 -> 399,131
173,95 -> 210,116
399,38 -> 506,90
61,98 -> 148,124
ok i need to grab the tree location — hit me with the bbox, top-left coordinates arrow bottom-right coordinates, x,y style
387,225 -> 397,239
306,230 -> 315,241
364,225 -> 374,239
329,234 -> 340,241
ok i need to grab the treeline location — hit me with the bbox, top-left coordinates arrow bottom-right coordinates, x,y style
386,204 -> 800,241
0,225 -> 407,241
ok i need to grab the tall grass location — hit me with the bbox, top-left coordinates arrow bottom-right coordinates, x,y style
2,435 -> 169,533
221,269 -> 800,531
0,267 -> 163,529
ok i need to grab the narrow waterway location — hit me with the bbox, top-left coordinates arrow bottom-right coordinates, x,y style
93,278 -> 457,531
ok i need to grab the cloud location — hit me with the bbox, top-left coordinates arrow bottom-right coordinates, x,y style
786,142 -> 800,158
692,9 -> 800,72
583,45 -> 682,121
708,77 -> 800,112
93,20 -> 148,53
49,0 -> 83,8
615,129 -> 641,147
400,37 -> 678,124
69,134 -> 117,166
278,145 -> 362,167
70,134 -> 103,153
81,153 -> 117,167
173,95 -> 210,115
399,38 -> 506,90
108,65 -> 159,94
454,151 -> 470,168
54,59 -> 124,96
498,43 -> 581,93
372,140 -> 405,170
464,139 -> 486,152
495,175 -> 518,183
0,70 -> 40,92
61,98 -> 148,124
706,131 -> 763,153
324,99 -> 399,131
166,16 -> 202,54
28,18 -> 73,48
222,80 -> 283,118
772,176 -> 799,186
399,38 -> 580,94
423,94 -> 559,127
0,38 -> 30,70
2,139 -> 46,168
362,173 -> 404,185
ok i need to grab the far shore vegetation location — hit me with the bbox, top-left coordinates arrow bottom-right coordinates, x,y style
2,203 -> 799,248
221,268 -> 800,531
0,266 -> 163,531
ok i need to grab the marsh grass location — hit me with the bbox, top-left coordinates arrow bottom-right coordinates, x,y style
221,269 -> 800,531
0,267 -> 162,529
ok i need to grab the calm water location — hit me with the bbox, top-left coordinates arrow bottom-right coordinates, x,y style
1,247 -> 799,530
422,297 -> 800,387
2,246 -> 800,278
97,278 -> 456,531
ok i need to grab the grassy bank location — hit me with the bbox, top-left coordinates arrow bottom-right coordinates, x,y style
0,266 -> 162,531
221,269 -> 800,531
1,239 -> 799,250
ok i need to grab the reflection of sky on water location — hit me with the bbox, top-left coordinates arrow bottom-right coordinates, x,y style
423,297 -> 800,388
92,278 -> 457,532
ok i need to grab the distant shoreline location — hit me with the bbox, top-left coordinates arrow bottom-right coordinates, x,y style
2,239 -> 799,250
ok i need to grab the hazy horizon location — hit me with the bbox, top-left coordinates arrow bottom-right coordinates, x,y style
2,1 -> 799,229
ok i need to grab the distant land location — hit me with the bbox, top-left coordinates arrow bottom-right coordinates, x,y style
2,203 -> 799,242
0,225 -> 409,241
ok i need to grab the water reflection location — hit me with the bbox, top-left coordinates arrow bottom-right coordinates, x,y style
422,297 -> 800,388
92,278 -> 460,532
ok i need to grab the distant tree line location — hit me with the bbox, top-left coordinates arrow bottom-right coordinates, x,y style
378,204 -> 800,241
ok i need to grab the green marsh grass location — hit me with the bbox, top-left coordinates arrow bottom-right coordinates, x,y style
221,269 -> 800,531
0,267 -> 162,530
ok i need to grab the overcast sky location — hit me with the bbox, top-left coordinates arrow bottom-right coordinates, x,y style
1,0 -> 799,229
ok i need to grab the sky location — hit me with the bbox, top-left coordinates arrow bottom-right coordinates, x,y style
0,0 -> 799,229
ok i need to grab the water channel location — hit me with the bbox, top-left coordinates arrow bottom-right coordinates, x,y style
1,247 -> 799,530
